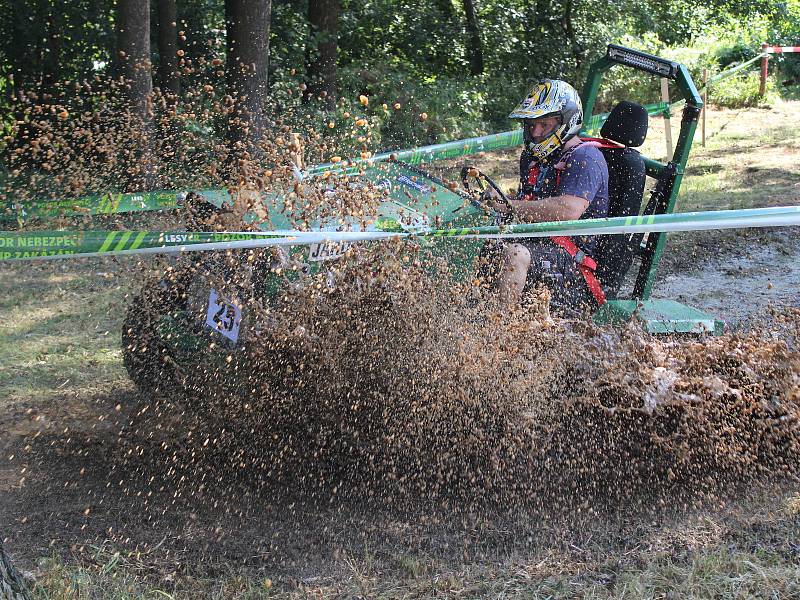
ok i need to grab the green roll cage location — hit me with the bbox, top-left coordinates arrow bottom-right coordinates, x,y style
581,44 -> 704,301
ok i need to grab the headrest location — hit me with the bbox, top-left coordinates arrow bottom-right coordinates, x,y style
600,101 -> 648,148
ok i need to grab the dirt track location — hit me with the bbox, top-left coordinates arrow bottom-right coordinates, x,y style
655,228 -> 800,327
2,359 -> 800,597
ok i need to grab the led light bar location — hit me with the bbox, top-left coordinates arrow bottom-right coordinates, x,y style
606,44 -> 679,79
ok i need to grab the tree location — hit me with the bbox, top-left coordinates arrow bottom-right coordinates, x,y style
115,0 -> 152,119
156,0 -> 180,98
0,541 -> 32,600
115,0 -> 154,191
225,0 -> 271,158
462,0 -> 484,75
305,0 -> 340,110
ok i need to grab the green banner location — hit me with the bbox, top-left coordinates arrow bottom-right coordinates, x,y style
3,205 -> 799,262
706,53 -> 767,87
305,129 -> 525,176
5,188 -> 234,222
0,230 -> 288,260
308,101 -> 672,176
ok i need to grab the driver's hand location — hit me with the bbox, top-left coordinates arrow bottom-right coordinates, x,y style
483,188 -> 512,215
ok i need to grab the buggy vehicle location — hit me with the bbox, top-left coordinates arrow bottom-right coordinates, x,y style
121,44 -> 721,400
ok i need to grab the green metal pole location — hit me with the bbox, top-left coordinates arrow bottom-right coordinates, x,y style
635,64 -> 703,299
580,56 -> 615,132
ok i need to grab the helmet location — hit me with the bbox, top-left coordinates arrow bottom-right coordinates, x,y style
509,79 -> 583,162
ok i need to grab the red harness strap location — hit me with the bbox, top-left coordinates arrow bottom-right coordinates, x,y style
550,236 -> 607,306
522,138 -> 615,306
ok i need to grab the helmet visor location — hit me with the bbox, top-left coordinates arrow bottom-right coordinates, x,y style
524,115 -> 562,143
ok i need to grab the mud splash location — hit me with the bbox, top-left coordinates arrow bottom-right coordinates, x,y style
5,71 -> 799,516
126,243 -> 800,513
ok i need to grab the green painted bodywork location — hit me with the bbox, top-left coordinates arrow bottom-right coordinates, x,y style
594,300 -> 724,335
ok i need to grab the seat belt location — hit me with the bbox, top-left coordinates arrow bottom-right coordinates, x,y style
550,236 -> 607,306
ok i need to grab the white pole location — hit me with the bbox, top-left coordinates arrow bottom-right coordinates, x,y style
661,78 -> 673,160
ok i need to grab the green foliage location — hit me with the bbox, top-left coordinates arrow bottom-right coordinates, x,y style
1,0 -> 798,162
173,0 -> 226,66
670,24 -> 781,108
591,13 -> 792,112
339,0 -> 467,77
337,62 -> 491,146
32,548 -> 276,599
710,71 -> 776,108
270,0 -> 310,81
766,0 -> 800,84
0,0 -> 116,81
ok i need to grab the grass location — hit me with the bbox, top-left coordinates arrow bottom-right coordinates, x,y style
26,506 -> 800,598
31,545 -> 276,599
0,257 -> 142,450
671,101 -> 800,212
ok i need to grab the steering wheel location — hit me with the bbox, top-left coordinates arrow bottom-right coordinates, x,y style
459,165 -> 513,222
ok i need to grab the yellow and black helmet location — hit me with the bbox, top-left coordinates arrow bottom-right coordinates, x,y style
509,79 -> 583,161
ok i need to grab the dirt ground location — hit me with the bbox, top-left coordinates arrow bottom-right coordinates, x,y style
2,102 -> 800,598
655,228 -> 800,327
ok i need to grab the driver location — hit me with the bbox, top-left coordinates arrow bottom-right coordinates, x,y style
489,79 -> 609,313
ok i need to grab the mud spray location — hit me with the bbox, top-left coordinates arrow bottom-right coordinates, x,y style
5,62 -> 800,525
117,237 -> 800,517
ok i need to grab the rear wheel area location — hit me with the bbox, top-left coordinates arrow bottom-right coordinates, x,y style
121,269 -> 190,400
120,250 -> 287,407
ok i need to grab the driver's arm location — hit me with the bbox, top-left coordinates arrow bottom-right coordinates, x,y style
508,194 -> 589,222
510,145 -> 606,223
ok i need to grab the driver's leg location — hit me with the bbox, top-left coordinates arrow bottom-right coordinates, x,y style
499,243 -> 531,305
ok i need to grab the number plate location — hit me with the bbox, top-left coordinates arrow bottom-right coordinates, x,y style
308,240 -> 353,262
205,289 -> 242,343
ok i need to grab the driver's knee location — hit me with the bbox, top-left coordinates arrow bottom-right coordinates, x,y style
502,243 -> 531,277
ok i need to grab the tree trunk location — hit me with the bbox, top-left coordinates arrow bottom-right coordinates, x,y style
115,0 -> 152,119
114,0 -> 154,191
305,0 -> 339,110
39,2 -> 62,100
156,0 -> 180,98
225,0 -> 271,163
462,0 -> 483,76
0,541 -> 32,600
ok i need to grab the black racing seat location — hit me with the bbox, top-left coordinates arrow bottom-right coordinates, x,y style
593,101 -> 649,298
